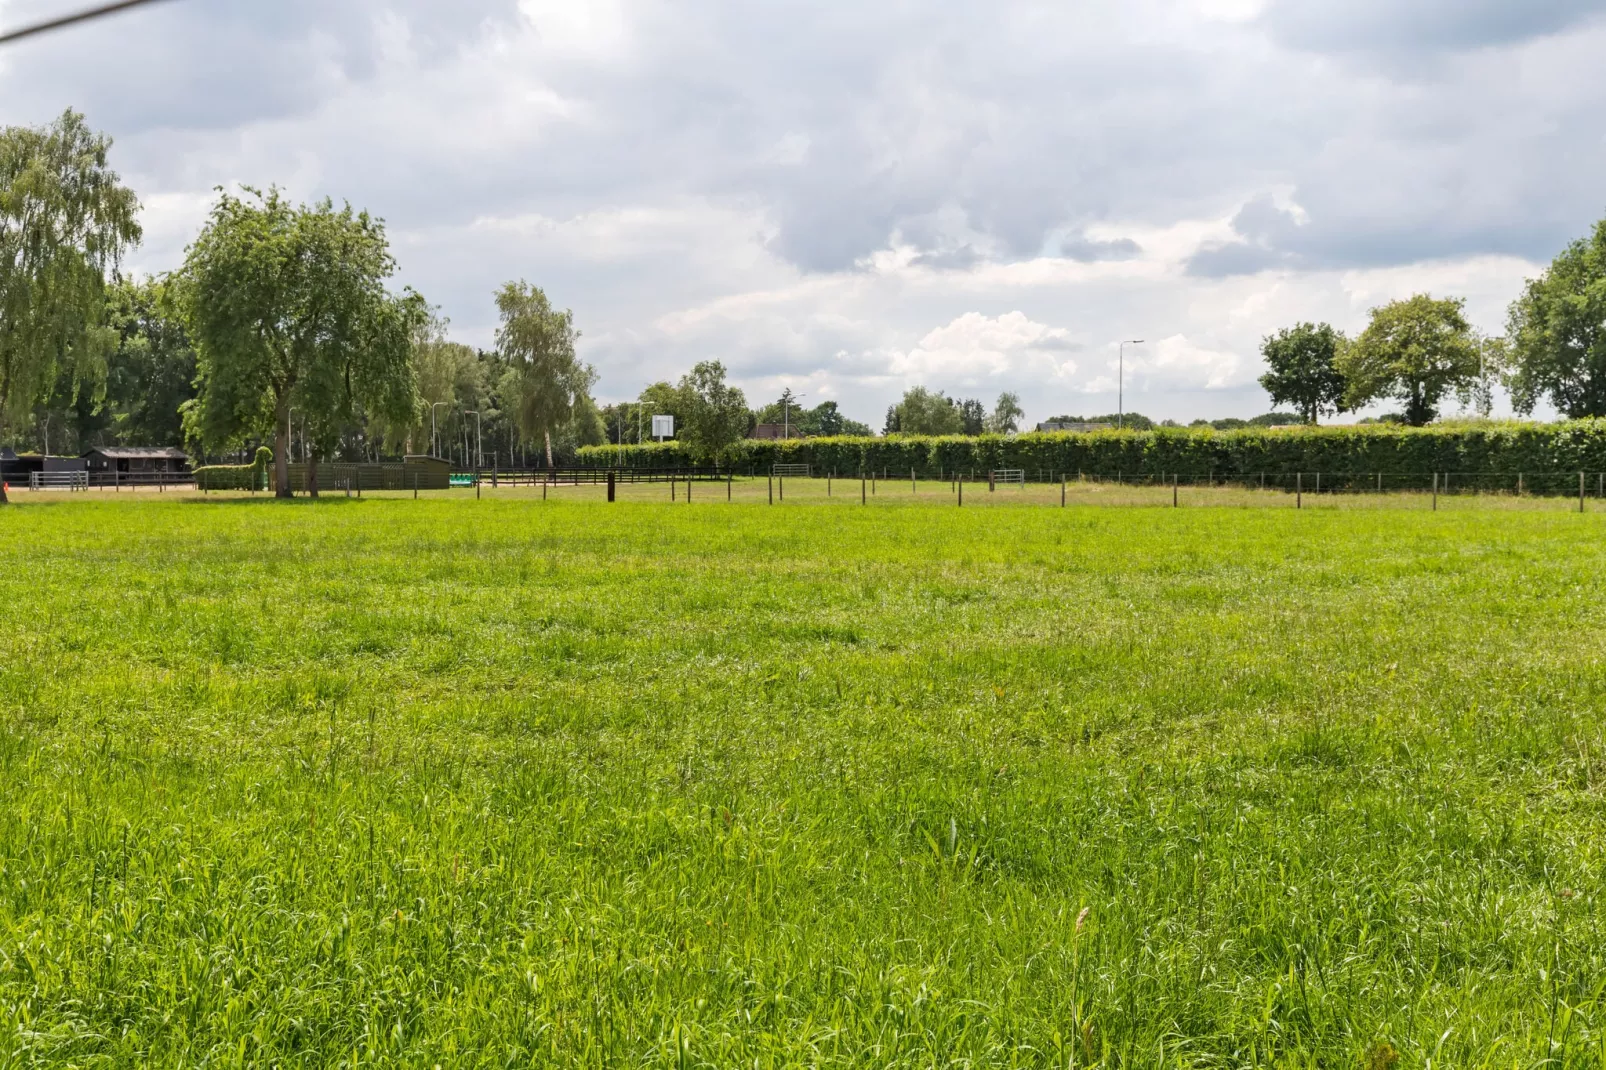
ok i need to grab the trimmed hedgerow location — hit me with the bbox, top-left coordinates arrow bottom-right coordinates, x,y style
580,420 -> 1606,485
194,446 -> 273,490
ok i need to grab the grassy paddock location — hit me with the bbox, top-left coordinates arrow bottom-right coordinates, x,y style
1,496 -> 1604,1066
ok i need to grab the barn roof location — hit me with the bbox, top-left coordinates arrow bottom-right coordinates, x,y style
83,446 -> 189,460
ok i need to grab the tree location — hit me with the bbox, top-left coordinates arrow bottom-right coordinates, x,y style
957,398 -> 986,435
0,110 -> 141,501
1258,322 -> 1347,424
1338,294 -> 1481,426
102,277 -> 196,447
1505,216 -> 1606,418
891,387 -> 963,435
984,391 -> 1024,434
494,281 -> 595,469
676,360 -> 749,461
176,187 -> 423,497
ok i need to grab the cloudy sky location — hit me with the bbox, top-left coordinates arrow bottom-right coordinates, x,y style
3,0 -> 1603,426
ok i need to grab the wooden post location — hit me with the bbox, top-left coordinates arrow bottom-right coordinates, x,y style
861,472 -> 866,505
687,476 -> 691,503
1062,478 -> 1066,507
872,471 -> 877,496
542,472 -> 547,500
1296,471 -> 1302,509
492,465 -> 498,488
989,471 -> 995,493
958,476 -> 963,507
828,473 -> 832,497
1173,475 -> 1178,508
768,476 -> 773,505
1582,471 -> 1586,514
672,477 -> 677,502
414,471 -> 418,500
911,469 -> 916,494
1433,472 -> 1438,511
727,472 -> 732,501
779,475 -> 784,502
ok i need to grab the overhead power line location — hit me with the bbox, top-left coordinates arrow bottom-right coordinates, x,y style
0,0 -> 176,46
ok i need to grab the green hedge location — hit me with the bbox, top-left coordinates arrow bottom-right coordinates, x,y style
195,446 -> 272,491
579,421 -> 1606,489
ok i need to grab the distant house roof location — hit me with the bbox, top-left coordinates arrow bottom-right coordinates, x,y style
1037,421 -> 1111,433
83,446 -> 189,460
750,423 -> 805,440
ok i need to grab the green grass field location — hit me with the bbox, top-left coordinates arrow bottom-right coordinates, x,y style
2,490 -> 1604,1067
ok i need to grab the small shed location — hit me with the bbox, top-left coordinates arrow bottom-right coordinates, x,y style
83,446 -> 190,475
402,455 -> 451,490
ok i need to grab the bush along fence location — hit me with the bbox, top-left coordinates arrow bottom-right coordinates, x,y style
579,421 -> 1606,491
194,446 -> 273,491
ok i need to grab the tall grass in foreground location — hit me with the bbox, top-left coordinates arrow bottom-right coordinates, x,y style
0,496 -> 1604,1067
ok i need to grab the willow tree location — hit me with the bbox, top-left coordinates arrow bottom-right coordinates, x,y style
0,110 -> 141,501
175,188 -> 423,497
494,281 -> 594,468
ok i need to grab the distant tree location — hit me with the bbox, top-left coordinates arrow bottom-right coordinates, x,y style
1258,322 -> 1347,424
494,281 -> 595,468
676,360 -> 749,461
1247,411 -> 1303,427
892,387 -> 964,435
176,187 -> 423,496
1505,216 -> 1606,418
984,391 -> 1024,434
1339,295 -> 1481,426
883,405 -> 900,434
957,397 -> 987,435
0,110 -> 141,500
102,277 -> 196,447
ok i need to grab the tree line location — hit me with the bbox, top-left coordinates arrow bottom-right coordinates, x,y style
7,109 -> 1606,493
1,112 -> 600,499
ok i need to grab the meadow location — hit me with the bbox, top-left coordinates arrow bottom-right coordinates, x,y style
1,486 -> 1604,1067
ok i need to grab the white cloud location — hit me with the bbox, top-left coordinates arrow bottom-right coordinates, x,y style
0,0 -> 1595,427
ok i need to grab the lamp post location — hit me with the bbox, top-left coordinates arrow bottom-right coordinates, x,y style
784,392 -> 805,440
430,401 -> 450,459
1118,340 -> 1144,429
463,410 -> 482,470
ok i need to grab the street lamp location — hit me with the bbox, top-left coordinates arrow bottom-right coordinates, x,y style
1118,340 -> 1144,430
463,410 -> 482,470
784,392 -> 805,440
430,401 -> 450,459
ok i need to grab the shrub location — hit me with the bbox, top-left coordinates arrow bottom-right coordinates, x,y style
195,446 -> 272,490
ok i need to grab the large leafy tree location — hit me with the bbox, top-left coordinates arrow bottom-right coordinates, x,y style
175,187 -> 423,497
0,110 -> 140,499
984,391 -> 1024,434
1505,216 -> 1606,418
494,281 -> 595,468
676,360 -> 749,462
101,277 -> 196,447
890,387 -> 964,435
1258,321 -> 1347,424
1338,295 -> 1481,426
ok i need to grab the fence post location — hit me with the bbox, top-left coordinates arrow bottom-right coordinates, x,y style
1062,478 -> 1066,508
1296,471 -> 1302,509
672,477 -> 677,502
542,472 -> 547,500
1377,472 -> 1382,494
872,471 -> 877,496
989,471 -> 995,493
1582,471 -> 1586,514
608,471 -> 616,502
861,472 -> 866,505
1433,472 -> 1438,511
828,473 -> 832,497
1173,474 -> 1178,508
727,471 -> 732,502
779,476 -> 784,502
958,475 -> 963,507
768,476 -> 773,505
911,469 -> 916,494
687,476 -> 692,503
414,471 -> 418,499
1518,472 -> 1524,496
